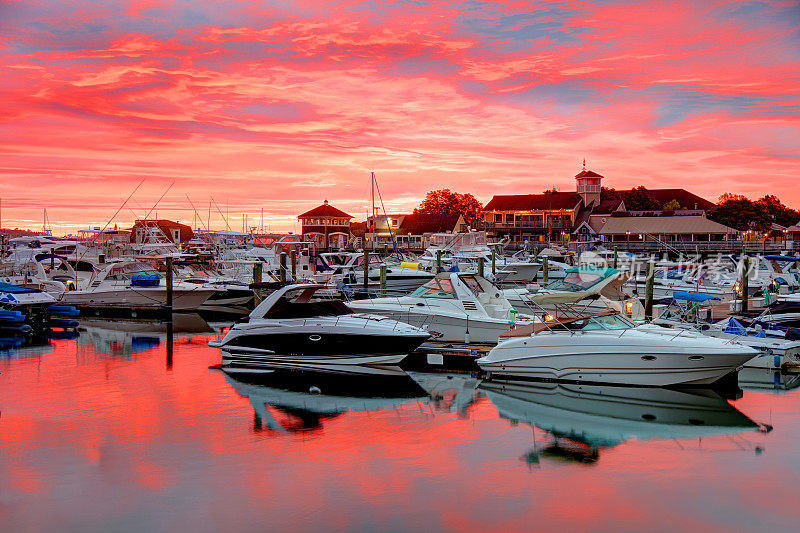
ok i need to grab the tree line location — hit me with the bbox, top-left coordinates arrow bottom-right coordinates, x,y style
412,188 -> 799,232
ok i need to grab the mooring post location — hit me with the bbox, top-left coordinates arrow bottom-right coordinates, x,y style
436,250 -> 442,273
363,250 -> 369,291
491,249 -> 496,275
742,255 -> 749,313
166,317 -> 173,370
380,265 -> 387,297
290,250 -> 297,281
253,262 -> 263,305
165,256 -> 173,310
543,256 -> 549,284
645,260 -> 655,320
478,257 -> 485,277
613,247 -> 618,269
279,252 -> 287,282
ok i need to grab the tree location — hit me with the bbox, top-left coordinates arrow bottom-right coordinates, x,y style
707,197 -> 771,231
718,192 -> 747,203
662,198 -> 684,210
601,187 -> 622,201
754,195 -> 800,228
623,186 -> 662,211
601,186 -> 660,210
414,189 -> 483,226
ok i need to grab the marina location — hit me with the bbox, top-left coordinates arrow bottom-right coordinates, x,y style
4,1 -> 800,530
2,316 -> 800,531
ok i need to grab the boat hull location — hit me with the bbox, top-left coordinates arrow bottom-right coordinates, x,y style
60,287 -> 214,310
343,307 -> 513,344
478,330 -> 758,386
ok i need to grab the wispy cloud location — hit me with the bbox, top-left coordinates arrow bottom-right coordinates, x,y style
1,0 -> 799,232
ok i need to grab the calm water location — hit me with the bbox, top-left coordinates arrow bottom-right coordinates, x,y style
2,317 -> 800,532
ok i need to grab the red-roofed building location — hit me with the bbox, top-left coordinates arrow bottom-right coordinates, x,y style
131,219 -> 193,245
363,213 -> 467,250
298,200 -> 353,250
483,165 -> 718,244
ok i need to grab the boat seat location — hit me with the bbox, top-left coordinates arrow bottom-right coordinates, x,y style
499,316 -> 589,338
500,323 -> 536,338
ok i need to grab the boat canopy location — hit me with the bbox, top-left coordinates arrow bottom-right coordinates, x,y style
0,282 -> 42,294
672,292 -> 722,303
764,255 -> 800,262
563,267 -> 620,277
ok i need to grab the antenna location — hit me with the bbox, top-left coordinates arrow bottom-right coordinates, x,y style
142,182 -> 174,221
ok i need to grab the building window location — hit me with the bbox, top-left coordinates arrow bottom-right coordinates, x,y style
494,214 -> 502,222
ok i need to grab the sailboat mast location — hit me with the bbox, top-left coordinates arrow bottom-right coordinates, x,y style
371,171 -> 375,250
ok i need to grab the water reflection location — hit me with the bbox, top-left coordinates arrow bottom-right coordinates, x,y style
220,366 -> 429,434
738,367 -> 800,392
406,371 -> 481,416
481,380 -> 761,465
76,313 -> 214,357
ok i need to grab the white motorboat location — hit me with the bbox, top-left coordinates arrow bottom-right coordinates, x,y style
209,283 -> 431,369
346,272 -> 535,343
625,264 -> 734,303
477,311 -> 758,386
653,292 -> 800,371
503,266 -> 644,320
328,254 -> 436,295
58,260 -> 215,310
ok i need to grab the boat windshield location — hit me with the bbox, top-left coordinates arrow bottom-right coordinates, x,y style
460,275 -> 484,294
409,278 -> 456,299
265,295 -> 353,319
549,313 -> 635,331
547,271 -> 605,292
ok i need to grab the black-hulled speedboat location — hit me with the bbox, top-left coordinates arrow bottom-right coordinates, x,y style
209,283 -> 430,370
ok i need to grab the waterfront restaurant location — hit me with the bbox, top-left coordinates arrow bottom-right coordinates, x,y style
298,200 -> 353,250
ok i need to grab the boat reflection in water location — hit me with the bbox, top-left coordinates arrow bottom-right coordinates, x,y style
738,367 -> 800,392
405,371 -> 481,417
77,313 -> 214,357
220,365 -> 429,433
480,380 -> 761,465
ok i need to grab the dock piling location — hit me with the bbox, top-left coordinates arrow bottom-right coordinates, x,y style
363,250 -> 369,291
290,250 -> 297,281
165,256 -> 173,310
380,265 -> 387,297
742,256 -> 750,313
645,260 -> 655,320
436,250 -> 442,273
253,263 -> 263,304
491,250 -> 496,275
478,257 -> 485,277
543,256 -> 549,284
279,252 -> 287,282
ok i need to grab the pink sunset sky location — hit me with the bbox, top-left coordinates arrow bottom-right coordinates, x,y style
1,0 -> 799,234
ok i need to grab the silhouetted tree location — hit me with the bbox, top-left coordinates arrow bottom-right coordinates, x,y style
755,195 -> 799,227
707,197 -> 771,231
414,189 -> 483,226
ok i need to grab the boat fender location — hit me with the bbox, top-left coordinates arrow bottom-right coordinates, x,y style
309,386 -> 321,394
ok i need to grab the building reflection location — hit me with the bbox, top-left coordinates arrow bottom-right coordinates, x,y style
480,380 -> 762,466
